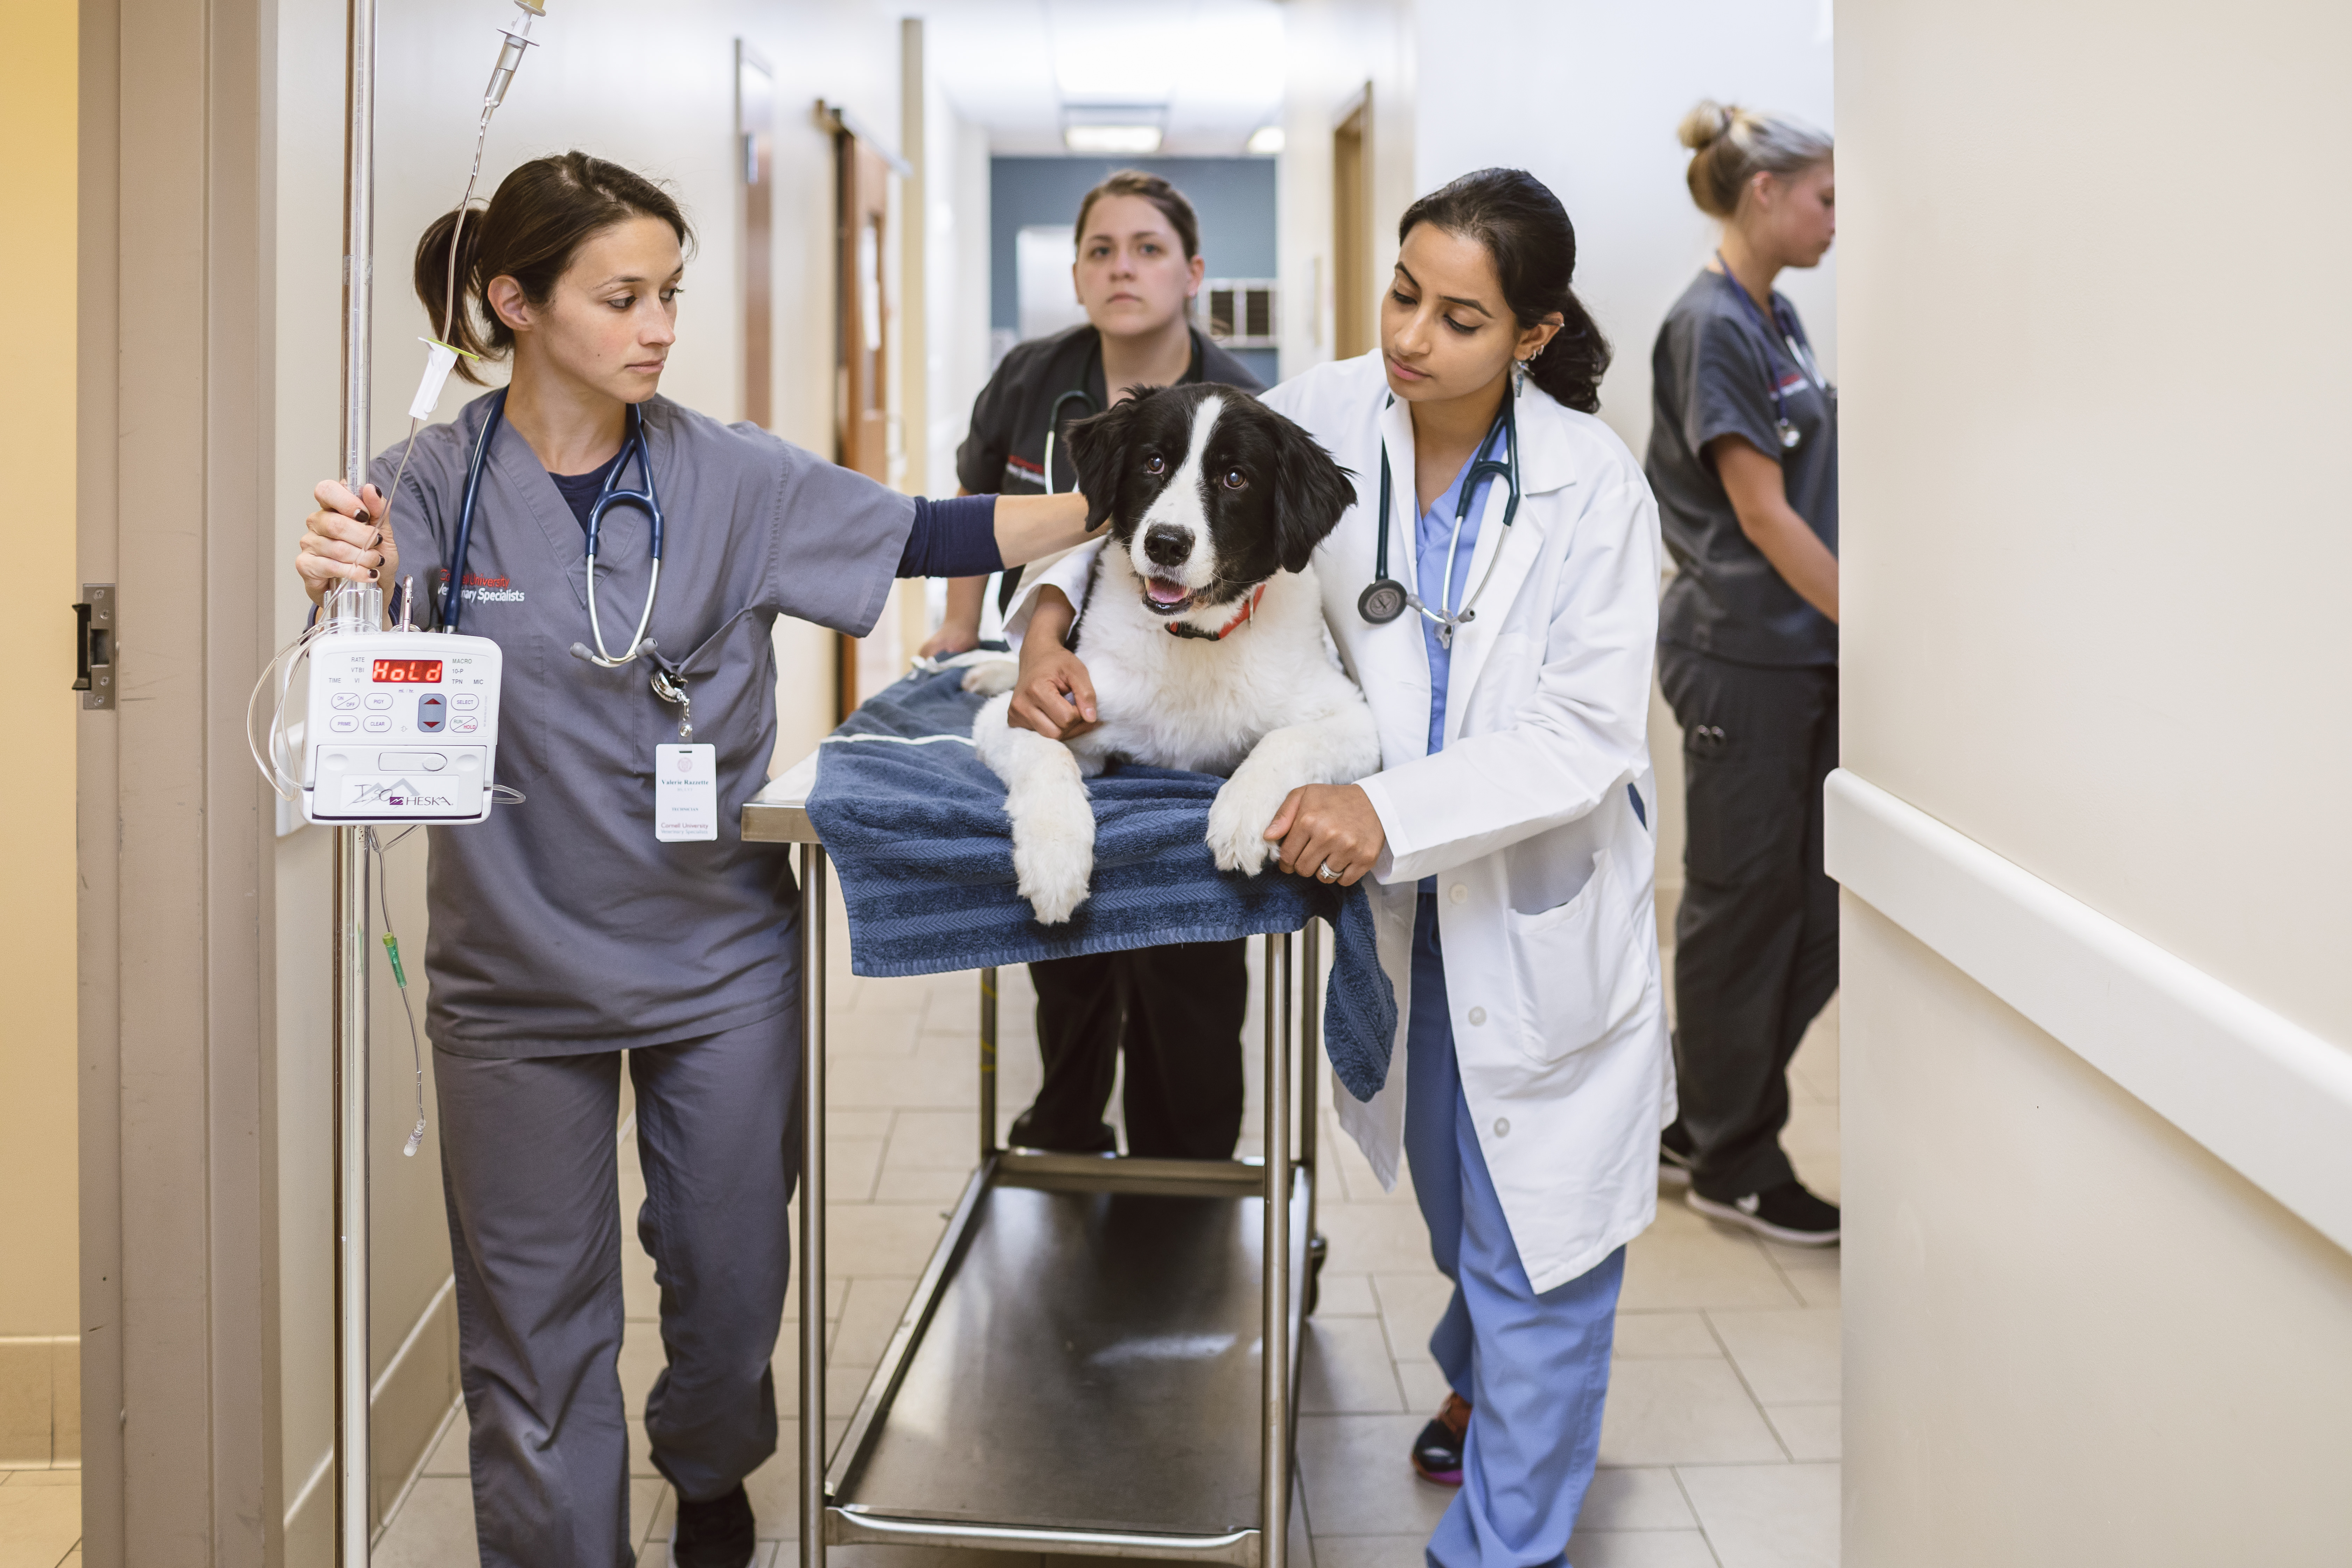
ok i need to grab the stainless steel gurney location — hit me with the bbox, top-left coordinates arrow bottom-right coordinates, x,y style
744,752 -> 1324,1568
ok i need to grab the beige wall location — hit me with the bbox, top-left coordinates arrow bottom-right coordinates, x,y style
265,0 -> 908,1544
0,0 -> 84,1469
1844,901 -> 2352,1560
1840,0 -> 2352,1554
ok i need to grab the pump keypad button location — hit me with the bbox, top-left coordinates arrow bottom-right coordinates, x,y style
418,694 -> 447,733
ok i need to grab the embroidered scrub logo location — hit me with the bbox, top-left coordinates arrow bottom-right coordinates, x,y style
461,571 -> 525,604
354,777 -> 456,809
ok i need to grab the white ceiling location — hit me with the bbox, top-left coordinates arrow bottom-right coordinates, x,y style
917,0 -> 1287,157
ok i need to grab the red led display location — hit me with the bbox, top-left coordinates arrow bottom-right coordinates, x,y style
371,658 -> 444,684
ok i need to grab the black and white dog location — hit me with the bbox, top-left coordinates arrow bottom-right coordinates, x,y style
972,383 -> 1382,925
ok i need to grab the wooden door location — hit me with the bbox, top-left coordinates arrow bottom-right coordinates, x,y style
737,44 -> 775,429
834,133 -> 891,719
1333,92 -> 1372,361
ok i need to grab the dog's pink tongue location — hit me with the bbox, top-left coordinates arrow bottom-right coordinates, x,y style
1146,577 -> 1189,606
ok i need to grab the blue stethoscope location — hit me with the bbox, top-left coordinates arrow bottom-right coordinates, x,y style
1359,387 -> 1520,645
1714,251 -> 1825,451
444,388 -> 665,667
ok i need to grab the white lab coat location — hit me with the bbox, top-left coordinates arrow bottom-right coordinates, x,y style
1017,351 -> 1674,1292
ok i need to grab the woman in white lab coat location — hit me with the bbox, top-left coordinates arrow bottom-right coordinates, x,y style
1008,168 -> 1671,1568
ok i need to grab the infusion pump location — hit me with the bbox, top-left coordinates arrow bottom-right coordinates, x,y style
300,630 -> 505,825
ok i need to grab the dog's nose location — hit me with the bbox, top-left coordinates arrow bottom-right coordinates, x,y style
1143,525 -> 1193,569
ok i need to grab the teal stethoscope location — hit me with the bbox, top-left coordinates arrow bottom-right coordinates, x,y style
1358,386 -> 1521,644
444,387 -> 666,667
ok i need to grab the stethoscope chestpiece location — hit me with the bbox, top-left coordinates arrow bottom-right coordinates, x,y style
1777,420 -> 1803,451
1358,578 -> 1409,625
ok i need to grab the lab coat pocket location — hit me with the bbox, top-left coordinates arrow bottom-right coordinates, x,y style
1504,849 -> 1647,1066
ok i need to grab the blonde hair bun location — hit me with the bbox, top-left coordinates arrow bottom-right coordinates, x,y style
1679,100 -> 1831,219
1678,99 -> 1737,152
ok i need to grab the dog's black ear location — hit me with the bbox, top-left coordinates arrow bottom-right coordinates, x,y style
1267,412 -> 1359,574
1062,397 -> 1149,530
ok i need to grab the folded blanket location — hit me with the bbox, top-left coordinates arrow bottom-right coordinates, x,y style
803,667 -> 1396,1102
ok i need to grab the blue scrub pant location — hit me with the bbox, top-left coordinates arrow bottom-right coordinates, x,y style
1405,889 -> 1623,1568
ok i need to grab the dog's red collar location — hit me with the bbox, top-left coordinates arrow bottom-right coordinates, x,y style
1166,583 -> 1267,642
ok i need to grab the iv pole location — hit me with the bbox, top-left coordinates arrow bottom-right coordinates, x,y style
333,0 -> 378,1558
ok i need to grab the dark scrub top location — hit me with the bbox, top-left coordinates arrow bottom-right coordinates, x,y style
374,391 -> 915,1057
957,322 -> 1265,495
1646,270 -> 1838,667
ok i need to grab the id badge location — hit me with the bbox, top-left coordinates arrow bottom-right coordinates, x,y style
655,743 -> 718,842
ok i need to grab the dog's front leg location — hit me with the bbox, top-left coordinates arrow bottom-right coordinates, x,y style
1205,704 -> 1384,875
973,692 -> 1097,924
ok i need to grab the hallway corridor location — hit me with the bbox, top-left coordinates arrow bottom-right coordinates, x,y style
347,913 -> 1842,1568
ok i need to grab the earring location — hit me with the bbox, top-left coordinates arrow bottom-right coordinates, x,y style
1512,358 -> 1530,396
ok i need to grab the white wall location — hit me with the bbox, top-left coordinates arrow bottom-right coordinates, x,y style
1409,0 -> 1834,457
1839,0 -> 2352,1555
267,0 -> 905,1546
1274,0 -> 1419,383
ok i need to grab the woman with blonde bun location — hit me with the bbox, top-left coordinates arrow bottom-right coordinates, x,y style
1645,100 -> 1842,1246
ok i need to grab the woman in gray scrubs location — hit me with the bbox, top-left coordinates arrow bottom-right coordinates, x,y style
1645,102 -> 1840,1248
294,153 -> 1094,1568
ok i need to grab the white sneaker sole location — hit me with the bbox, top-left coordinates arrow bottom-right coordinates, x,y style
1686,1188 -> 1840,1246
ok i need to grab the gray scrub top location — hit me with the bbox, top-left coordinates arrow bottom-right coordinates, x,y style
371,391 -> 913,1056
1645,269 -> 1838,667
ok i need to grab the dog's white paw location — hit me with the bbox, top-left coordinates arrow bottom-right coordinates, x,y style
1011,808 -> 1094,924
960,658 -> 1020,697
1206,773 -> 1289,876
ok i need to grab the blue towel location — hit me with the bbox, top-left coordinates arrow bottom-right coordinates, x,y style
803,667 -> 1398,1103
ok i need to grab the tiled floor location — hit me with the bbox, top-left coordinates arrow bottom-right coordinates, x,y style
370,909 -> 1844,1568
0,1468 -> 82,1568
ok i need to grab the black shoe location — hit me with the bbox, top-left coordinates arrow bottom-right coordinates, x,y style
1409,1392 -> 1472,1486
1688,1181 -> 1840,1246
671,1483 -> 755,1568
1658,1122 -> 1697,1187
1006,1106 -> 1118,1155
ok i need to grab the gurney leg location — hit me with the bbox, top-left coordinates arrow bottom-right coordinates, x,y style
1300,920 -> 1324,1315
800,846 -> 829,1568
979,967 -> 999,1160
1261,932 -> 1292,1568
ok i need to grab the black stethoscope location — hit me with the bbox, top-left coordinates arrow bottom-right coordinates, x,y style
444,387 -> 666,667
1358,387 -> 1521,645
1039,387 -> 1100,496
1714,251 -> 1825,452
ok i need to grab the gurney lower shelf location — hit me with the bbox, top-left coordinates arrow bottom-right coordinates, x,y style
827,1155 -> 1309,1562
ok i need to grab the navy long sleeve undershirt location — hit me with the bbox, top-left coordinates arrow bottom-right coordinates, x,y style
896,493 -> 1003,579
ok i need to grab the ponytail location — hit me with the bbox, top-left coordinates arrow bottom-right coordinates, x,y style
413,205 -> 494,374
1397,169 -> 1611,415
411,150 -> 694,386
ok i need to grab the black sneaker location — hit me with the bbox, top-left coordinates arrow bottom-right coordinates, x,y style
1409,1392 -> 1472,1486
1006,1106 -> 1118,1155
1688,1181 -> 1840,1246
1658,1123 -> 1697,1187
671,1482 -> 755,1568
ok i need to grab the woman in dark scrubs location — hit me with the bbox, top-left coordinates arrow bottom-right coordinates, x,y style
1645,101 -> 1842,1247
294,152 -> 1094,1568
921,170 -> 1262,1160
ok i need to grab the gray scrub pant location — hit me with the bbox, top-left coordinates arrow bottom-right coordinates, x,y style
435,1010 -> 798,1568
1658,648 -> 1839,1201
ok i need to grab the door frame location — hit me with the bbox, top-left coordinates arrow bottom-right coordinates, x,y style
77,0 -> 283,1560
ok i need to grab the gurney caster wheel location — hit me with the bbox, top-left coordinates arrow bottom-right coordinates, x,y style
1305,1233 -> 1329,1317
